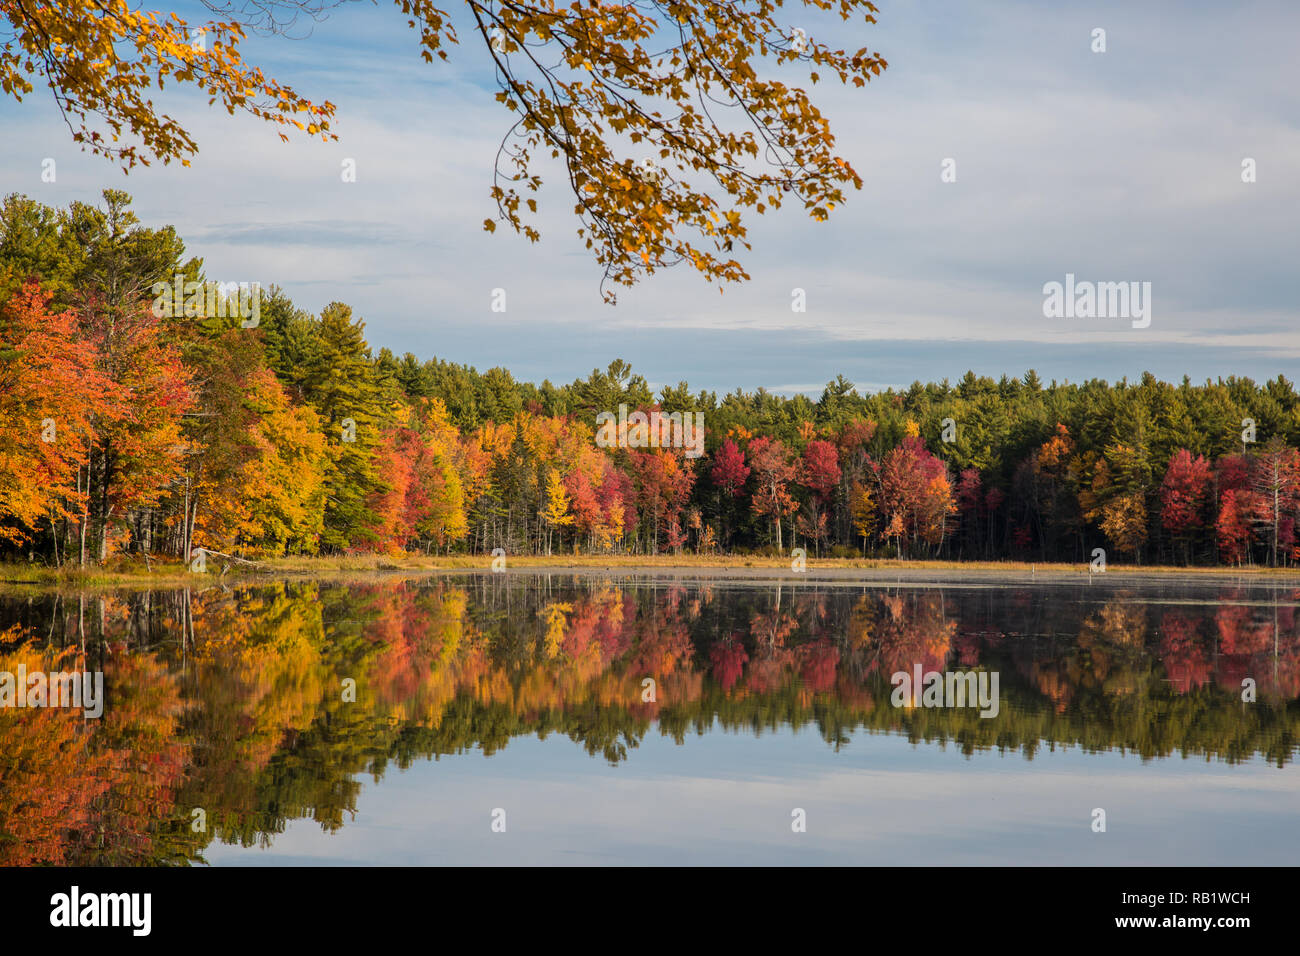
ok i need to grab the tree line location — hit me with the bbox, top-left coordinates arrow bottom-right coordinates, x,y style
5,190 -> 1300,566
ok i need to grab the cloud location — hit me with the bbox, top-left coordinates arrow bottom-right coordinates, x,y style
1,0 -> 1297,388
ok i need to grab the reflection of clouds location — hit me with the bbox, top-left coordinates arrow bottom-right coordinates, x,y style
201,730 -> 1300,866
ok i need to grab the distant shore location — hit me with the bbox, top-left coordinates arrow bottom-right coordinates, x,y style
5,553 -> 1300,592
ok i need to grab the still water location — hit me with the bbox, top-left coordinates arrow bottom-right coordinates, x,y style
1,572 -> 1296,865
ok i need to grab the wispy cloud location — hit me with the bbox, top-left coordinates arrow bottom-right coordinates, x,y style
2,0 -> 1297,391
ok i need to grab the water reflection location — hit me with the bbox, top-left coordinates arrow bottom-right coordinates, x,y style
0,576 -> 1297,865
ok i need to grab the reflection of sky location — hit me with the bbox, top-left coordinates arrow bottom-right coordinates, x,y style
203,723 -> 1300,866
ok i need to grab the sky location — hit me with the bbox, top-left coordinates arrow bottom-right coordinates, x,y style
2,0 -> 1298,397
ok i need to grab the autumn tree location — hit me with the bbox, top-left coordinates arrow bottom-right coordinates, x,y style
1251,437 -> 1300,566
797,438 -> 840,554
1079,442 -> 1152,563
878,435 -> 953,557
176,328 -> 321,559
1099,493 -> 1147,560
78,297 -> 192,564
747,436 -> 797,551
1217,489 -> 1253,565
367,426 -> 426,555
846,478 -> 876,555
0,0 -> 336,169
1024,423 -> 1081,557
711,437 -> 751,497
1159,449 -> 1212,564
564,445 -> 626,550
629,448 -> 693,553
413,399 -> 470,550
239,374 -> 328,555
0,282 -> 100,554
835,417 -> 877,544
3,1 -> 886,299
10,172 -> 1300,578
59,189 -> 196,563
539,467 -> 573,555
564,466 -> 602,546
709,436 -> 750,549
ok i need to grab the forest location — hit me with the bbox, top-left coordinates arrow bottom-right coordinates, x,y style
4,190 -> 1300,568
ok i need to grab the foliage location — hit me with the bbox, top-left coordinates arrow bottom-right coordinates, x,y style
7,196 -> 1300,566
2,0 -> 886,298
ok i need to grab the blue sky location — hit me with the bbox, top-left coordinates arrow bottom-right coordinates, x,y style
3,0 -> 1298,396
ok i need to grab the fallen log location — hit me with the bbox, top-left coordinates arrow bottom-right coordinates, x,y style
191,547 -> 268,574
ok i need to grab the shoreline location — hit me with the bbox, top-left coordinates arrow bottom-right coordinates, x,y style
6,554 -> 1300,592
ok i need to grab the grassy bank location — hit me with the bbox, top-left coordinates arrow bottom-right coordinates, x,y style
5,552 -> 1300,591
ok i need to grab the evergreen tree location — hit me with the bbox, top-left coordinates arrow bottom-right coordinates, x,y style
300,302 -> 387,550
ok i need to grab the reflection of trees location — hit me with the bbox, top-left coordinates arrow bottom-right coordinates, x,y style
866,592 -> 957,678
1,579 -> 1299,864
0,640 -> 115,865
1014,598 -> 1150,711
0,637 -> 199,865
709,635 -> 748,692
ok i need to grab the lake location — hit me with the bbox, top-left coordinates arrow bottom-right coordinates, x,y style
1,571 -> 1296,865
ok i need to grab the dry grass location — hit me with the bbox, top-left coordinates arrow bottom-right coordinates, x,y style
268,552 -> 1300,576
0,558 -> 196,587
5,552 -> 1300,592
